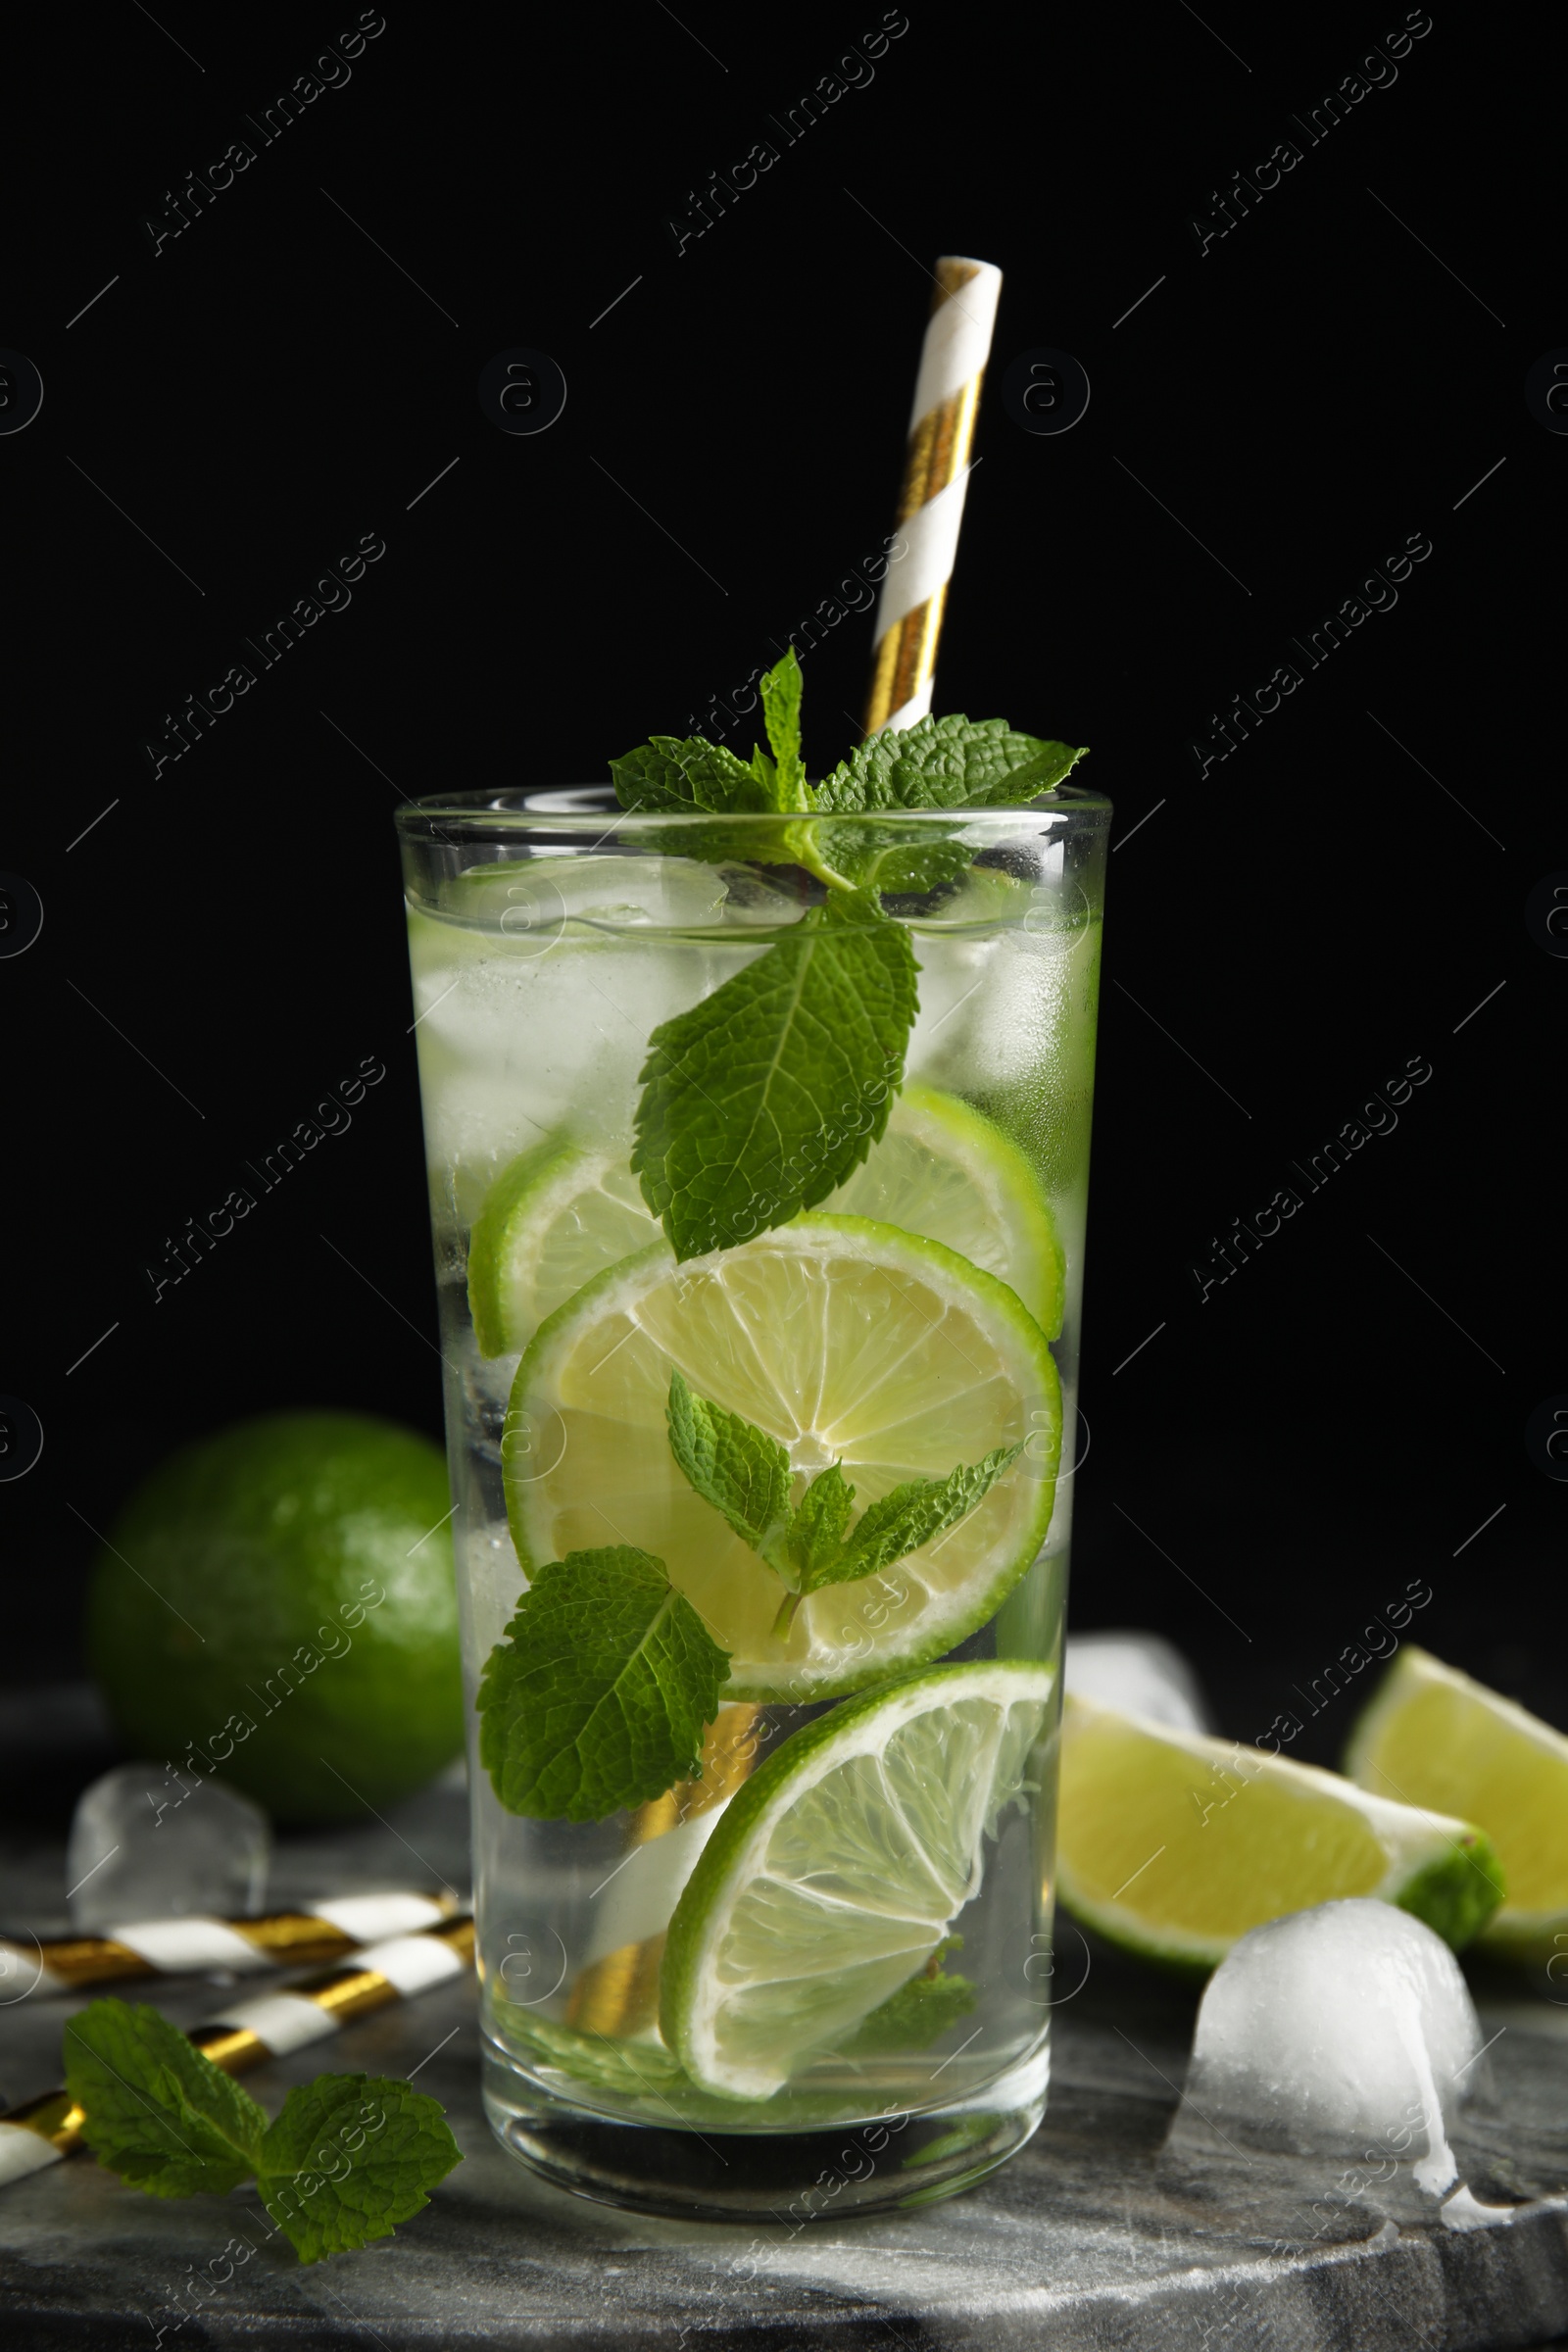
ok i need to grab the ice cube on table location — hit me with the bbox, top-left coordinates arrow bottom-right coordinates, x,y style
66,1763 -> 270,1933
1174,1898 -> 1481,2194
1064,1631 -> 1213,1733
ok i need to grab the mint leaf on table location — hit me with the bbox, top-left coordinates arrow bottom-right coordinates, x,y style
255,2074 -> 462,2264
476,1546 -> 730,1821
64,1998 -> 266,2197
813,715 -> 1088,813
62,2005 -> 463,2264
632,887 -> 917,1261
666,1369 -> 792,1556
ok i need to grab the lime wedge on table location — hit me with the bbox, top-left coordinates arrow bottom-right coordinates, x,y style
661,1662 -> 1054,2098
466,1085 -> 1062,1357
504,1216 -> 1059,1701
1346,1646 -> 1568,1965
1057,1692 -> 1503,1975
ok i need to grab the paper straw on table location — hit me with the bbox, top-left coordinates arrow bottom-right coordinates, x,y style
0,1914 -> 474,2187
862,256 -> 1003,738
566,1706 -> 759,2038
0,1890 -> 460,2000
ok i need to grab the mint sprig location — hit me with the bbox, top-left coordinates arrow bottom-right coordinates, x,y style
666,1370 -> 1021,1636
612,653 -> 1086,1260
477,1545 -> 730,1821
63,2000 -> 461,2264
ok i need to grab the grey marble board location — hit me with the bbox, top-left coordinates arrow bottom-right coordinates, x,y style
3,1771 -> 1568,2348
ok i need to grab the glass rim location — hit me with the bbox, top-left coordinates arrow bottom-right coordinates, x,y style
395,782 -> 1110,838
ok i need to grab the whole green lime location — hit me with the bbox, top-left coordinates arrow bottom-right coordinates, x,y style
86,1411 -> 464,1824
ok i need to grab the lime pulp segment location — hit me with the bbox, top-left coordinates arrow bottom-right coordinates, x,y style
503,1216 -> 1061,1702
661,1661 -> 1054,2098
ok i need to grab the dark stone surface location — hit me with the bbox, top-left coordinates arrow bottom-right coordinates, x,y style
3,1766 -> 1567,2347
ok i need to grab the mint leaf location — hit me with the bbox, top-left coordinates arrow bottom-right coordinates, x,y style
666,1370 -> 792,1556
64,1999 -> 267,2197
610,735 -> 772,815
255,2074 -> 462,2264
815,716 -> 1087,813
759,648 -> 808,809
786,1463 -> 857,1583
496,2009 -> 690,2097
842,1942 -> 976,2056
805,1443 -> 1023,1592
633,889 -> 917,1260
476,1545 -> 730,1820
65,2006 -> 462,2266
612,735 -> 807,875
857,831 -> 976,899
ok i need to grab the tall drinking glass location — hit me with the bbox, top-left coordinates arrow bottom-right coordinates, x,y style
397,789 -> 1108,2220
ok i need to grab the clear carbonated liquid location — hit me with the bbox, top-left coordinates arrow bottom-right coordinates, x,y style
405,820 -> 1102,2217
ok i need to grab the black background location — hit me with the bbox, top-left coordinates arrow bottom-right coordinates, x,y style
3,2 -> 1557,1776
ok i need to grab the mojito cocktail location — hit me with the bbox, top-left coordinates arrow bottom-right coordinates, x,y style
399,665 -> 1106,2218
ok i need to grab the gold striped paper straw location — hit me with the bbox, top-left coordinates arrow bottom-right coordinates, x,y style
862,256 -> 1004,738
0,1915 -> 474,2187
566,1705 -> 760,2038
0,1890 -> 459,2000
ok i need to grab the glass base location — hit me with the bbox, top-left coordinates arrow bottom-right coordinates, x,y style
481,2034 -> 1051,2223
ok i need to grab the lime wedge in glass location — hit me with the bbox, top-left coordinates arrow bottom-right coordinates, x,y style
503,1216 -> 1060,1700
466,1085 -> 1061,1359
1057,1692 -> 1503,1975
1346,1645 -> 1565,1965
661,1661 -> 1054,2098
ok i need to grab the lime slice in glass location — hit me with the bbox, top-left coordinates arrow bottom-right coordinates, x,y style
468,1086 -> 1061,1359
1057,1692 -> 1504,1976
661,1660 -> 1054,2098
826,1084 -> 1062,1337
504,1216 -> 1060,1700
1346,1645 -> 1563,1964
466,1137 -> 655,1357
